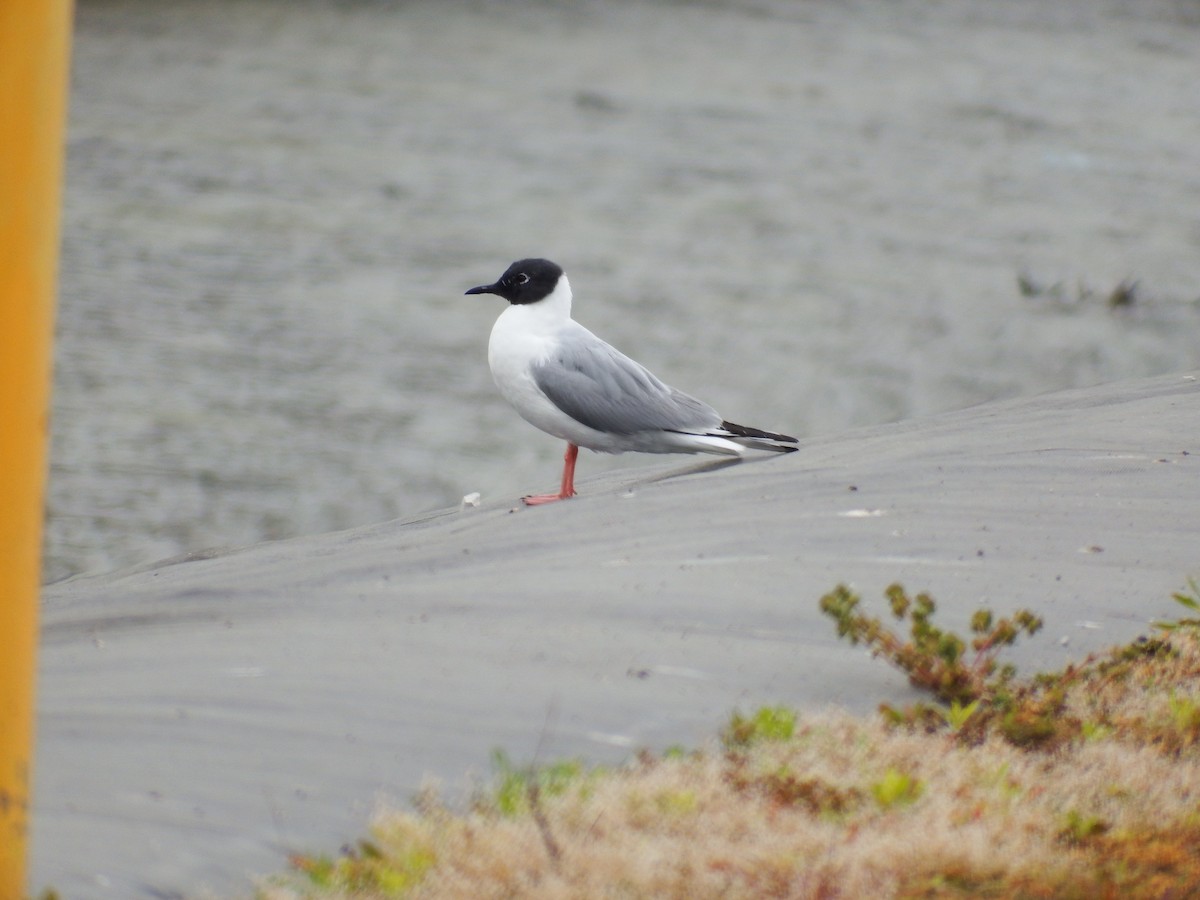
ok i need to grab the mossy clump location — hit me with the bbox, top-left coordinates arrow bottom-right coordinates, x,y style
819,581 -> 1200,753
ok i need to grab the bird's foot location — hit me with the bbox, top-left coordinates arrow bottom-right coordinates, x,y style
521,490 -> 575,506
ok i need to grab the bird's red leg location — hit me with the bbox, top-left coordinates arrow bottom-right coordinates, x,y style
522,443 -> 579,505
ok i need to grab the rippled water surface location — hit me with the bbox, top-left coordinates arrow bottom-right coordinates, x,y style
50,0 -> 1200,581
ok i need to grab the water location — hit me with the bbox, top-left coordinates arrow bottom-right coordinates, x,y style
48,0 -> 1200,583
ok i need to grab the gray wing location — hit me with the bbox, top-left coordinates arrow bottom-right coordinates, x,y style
533,325 -> 722,435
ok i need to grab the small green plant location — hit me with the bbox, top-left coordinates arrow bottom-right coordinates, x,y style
289,853 -> 337,889
980,761 -> 1023,801
722,705 -> 797,749
654,788 -> 698,815
482,749 -> 589,865
820,583 -> 1059,745
939,698 -> 981,732
1155,578 -> 1200,631
870,767 -> 923,809
1167,690 -> 1200,735
1081,720 -> 1114,742
820,583 -> 1042,707
487,749 -> 586,817
287,831 -> 435,896
1059,809 -> 1110,845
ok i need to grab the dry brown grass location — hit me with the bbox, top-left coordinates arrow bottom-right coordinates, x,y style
262,624 -> 1200,900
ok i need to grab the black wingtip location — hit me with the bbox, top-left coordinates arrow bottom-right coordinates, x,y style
720,420 -> 799,444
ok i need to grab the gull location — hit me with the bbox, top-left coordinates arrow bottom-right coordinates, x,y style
466,258 -> 798,504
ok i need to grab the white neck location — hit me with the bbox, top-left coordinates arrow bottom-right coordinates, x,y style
488,274 -> 575,376
497,274 -> 572,333
535,275 -> 572,320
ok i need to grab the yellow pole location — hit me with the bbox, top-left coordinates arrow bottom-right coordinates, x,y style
0,0 -> 73,896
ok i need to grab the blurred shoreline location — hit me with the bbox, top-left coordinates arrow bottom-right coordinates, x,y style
50,0 -> 1200,582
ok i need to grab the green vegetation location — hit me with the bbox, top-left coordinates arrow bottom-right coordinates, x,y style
720,704 -> 797,749
817,582 -> 1200,752
260,581 -> 1200,900
484,749 -> 589,818
869,767 -> 923,810
819,582 -> 1046,743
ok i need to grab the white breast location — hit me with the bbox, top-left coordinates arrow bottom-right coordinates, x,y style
488,306 -> 555,411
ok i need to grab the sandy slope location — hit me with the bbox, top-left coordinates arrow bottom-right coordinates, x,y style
32,371 -> 1200,898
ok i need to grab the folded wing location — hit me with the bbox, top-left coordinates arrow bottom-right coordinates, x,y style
532,326 -> 722,436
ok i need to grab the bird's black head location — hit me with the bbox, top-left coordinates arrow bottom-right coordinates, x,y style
465,258 -> 564,305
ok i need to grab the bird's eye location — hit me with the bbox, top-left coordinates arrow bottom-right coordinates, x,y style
516,273 -> 530,285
